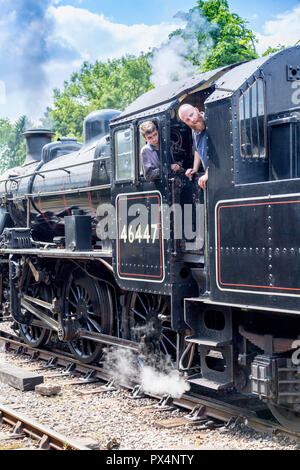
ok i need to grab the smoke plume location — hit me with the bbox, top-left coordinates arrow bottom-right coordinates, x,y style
0,0 -> 78,118
149,9 -> 216,88
103,347 -> 190,399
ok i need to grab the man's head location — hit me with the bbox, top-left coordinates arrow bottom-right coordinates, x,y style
178,104 -> 205,132
139,121 -> 159,148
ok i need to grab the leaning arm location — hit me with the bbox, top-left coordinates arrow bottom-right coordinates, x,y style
193,151 -> 202,173
185,151 -> 202,179
198,169 -> 208,189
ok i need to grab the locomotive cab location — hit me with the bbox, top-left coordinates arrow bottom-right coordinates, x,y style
110,65 -> 236,332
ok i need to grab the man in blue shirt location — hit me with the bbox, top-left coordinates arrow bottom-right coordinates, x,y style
178,104 -> 208,190
139,121 -> 181,181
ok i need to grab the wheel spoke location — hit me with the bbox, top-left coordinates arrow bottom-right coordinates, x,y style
87,309 -> 98,316
127,293 -> 176,362
157,302 -> 168,316
70,286 -> 78,302
136,294 -> 148,315
161,332 -> 176,350
129,307 -> 147,321
76,286 -> 81,299
68,298 -> 77,309
19,281 -> 51,348
66,273 -> 111,363
156,296 -> 163,312
87,317 -> 102,333
160,339 -> 169,355
161,325 -> 173,331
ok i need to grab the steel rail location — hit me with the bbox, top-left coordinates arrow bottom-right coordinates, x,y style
0,329 -> 299,440
0,403 -> 93,450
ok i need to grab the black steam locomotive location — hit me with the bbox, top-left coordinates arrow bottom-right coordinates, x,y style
1,46 -> 300,431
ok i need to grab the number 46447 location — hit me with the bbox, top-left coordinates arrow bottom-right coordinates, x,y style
120,224 -> 159,244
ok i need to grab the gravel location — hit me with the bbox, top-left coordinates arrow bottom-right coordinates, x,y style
0,325 -> 299,450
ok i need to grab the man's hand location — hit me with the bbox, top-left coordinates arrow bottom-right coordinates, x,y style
198,170 -> 208,190
171,163 -> 181,172
185,168 -> 197,181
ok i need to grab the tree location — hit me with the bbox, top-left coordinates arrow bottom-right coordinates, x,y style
49,1 -> 260,139
169,0 -> 258,71
262,45 -> 285,57
0,116 -> 29,172
50,53 -> 152,140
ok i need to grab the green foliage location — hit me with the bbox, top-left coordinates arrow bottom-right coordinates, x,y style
50,2 -> 260,138
262,44 -> 286,56
43,0 -> 284,140
170,0 -> 258,71
0,116 -> 29,172
40,107 -> 56,131
50,54 -> 152,140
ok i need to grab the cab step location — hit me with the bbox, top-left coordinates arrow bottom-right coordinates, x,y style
185,335 -> 231,348
187,374 -> 233,390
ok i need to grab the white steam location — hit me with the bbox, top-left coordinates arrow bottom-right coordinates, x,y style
141,365 -> 190,398
149,9 -> 217,88
103,347 -> 140,385
103,347 -> 190,399
150,35 -> 198,88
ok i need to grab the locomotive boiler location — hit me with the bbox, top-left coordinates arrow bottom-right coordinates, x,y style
0,45 -> 300,432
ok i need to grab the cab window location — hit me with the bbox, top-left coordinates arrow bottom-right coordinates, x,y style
138,120 -> 159,181
239,79 -> 266,159
115,128 -> 135,181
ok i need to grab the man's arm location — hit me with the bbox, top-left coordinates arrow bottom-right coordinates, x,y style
198,168 -> 208,190
185,151 -> 201,180
170,149 -> 181,173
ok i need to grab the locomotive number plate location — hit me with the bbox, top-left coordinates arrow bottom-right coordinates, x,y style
116,191 -> 165,282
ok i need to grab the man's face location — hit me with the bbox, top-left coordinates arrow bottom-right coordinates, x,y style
145,129 -> 159,148
180,107 -> 205,132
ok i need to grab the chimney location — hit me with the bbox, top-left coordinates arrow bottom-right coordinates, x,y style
22,129 -> 55,165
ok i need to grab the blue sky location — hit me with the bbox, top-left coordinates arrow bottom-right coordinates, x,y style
0,0 -> 299,121
57,0 -> 299,31
59,0 -> 299,28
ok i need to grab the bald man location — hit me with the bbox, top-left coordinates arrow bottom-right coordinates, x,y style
178,104 -> 208,190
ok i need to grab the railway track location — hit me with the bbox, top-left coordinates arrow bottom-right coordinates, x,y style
0,404 -> 93,450
0,327 -> 299,444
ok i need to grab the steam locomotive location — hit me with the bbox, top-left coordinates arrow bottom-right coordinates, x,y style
1,45 -> 300,431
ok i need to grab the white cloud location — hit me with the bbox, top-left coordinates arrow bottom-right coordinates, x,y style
49,5 -> 178,61
0,4 -> 181,120
255,6 -> 300,55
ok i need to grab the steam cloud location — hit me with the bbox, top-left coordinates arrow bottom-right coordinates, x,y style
103,347 -> 190,399
0,0 -> 78,119
149,9 -> 216,87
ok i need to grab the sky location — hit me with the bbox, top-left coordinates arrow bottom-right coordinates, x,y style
0,0 -> 299,123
